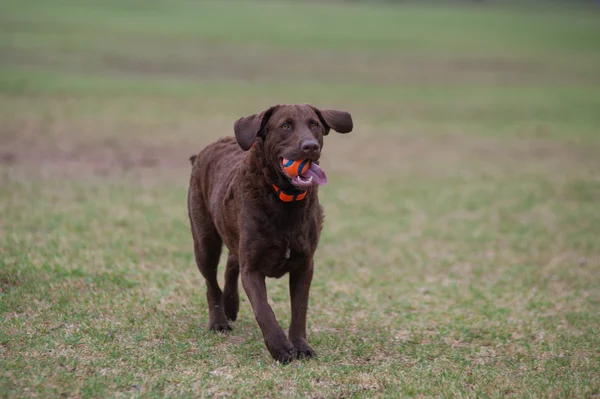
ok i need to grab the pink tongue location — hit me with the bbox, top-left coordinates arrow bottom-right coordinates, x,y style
302,162 -> 327,186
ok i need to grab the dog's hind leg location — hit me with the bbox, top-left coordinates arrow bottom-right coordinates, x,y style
191,224 -> 230,331
223,254 -> 240,321
189,194 -> 230,332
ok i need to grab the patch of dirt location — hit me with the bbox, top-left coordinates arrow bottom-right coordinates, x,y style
2,121 -> 598,184
0,276 -> 21,294
321,130 -> 600,180
0,136 -> 195,180
0,151 -> 16,165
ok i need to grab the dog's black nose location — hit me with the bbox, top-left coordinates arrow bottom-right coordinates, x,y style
300,140 -> 320,156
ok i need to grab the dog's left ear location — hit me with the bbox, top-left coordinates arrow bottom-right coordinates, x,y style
234,105 -> 280,151
310,106 -> 353,135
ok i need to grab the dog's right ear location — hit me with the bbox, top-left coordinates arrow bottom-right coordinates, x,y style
234,106 -> 279,151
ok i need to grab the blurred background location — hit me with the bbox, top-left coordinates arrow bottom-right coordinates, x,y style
2,0 -> 599,173
1,0 -> 599,397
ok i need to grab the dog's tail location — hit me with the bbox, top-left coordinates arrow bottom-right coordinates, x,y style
189,155 -> 197,166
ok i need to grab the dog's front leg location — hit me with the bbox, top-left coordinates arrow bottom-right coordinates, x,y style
241,269 -> 295,363
288,261 -> 316,359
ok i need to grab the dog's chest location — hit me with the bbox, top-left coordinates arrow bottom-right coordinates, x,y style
263,238 -> 307,278
241,202 -> 321,278
280,246 -> 291,267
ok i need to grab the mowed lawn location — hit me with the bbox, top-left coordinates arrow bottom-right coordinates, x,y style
1,0 -> 600,397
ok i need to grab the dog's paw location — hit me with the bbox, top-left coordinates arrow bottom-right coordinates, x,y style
271,346 -> 295,364
265,335 -> 295,364
208,321 -> 232,332
292,339 -> 316,359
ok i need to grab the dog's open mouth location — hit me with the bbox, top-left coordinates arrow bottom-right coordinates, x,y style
292,162 -> 327,188
280,158 -> 327,189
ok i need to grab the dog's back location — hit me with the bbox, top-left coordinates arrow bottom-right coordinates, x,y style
189,137 -> 244,205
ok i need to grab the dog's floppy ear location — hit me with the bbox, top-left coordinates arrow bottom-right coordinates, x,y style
234,106 -> 279,151
310,106 -> 353,135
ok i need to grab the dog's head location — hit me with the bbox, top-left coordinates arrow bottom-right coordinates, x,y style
234,104 -> 353,189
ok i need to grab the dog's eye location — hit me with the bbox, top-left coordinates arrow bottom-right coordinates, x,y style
281,123 -> 291,130
310,122 -> 319,129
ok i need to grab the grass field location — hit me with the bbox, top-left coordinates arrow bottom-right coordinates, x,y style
1,0 -> 600,397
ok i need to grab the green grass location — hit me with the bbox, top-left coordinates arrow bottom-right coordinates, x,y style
1,0 -> 600,397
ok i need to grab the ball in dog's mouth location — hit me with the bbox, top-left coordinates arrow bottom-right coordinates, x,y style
280,158 -> 327,189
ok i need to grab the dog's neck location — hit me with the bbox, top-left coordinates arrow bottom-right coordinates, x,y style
246,140 -> 308,202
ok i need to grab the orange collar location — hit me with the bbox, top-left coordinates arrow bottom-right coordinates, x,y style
272,184 -> 307,202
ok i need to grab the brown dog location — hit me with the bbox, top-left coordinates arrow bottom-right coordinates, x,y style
187,104 -> 353,362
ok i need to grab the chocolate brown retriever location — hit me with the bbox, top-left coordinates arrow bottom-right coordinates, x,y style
187,104 -> 353,363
